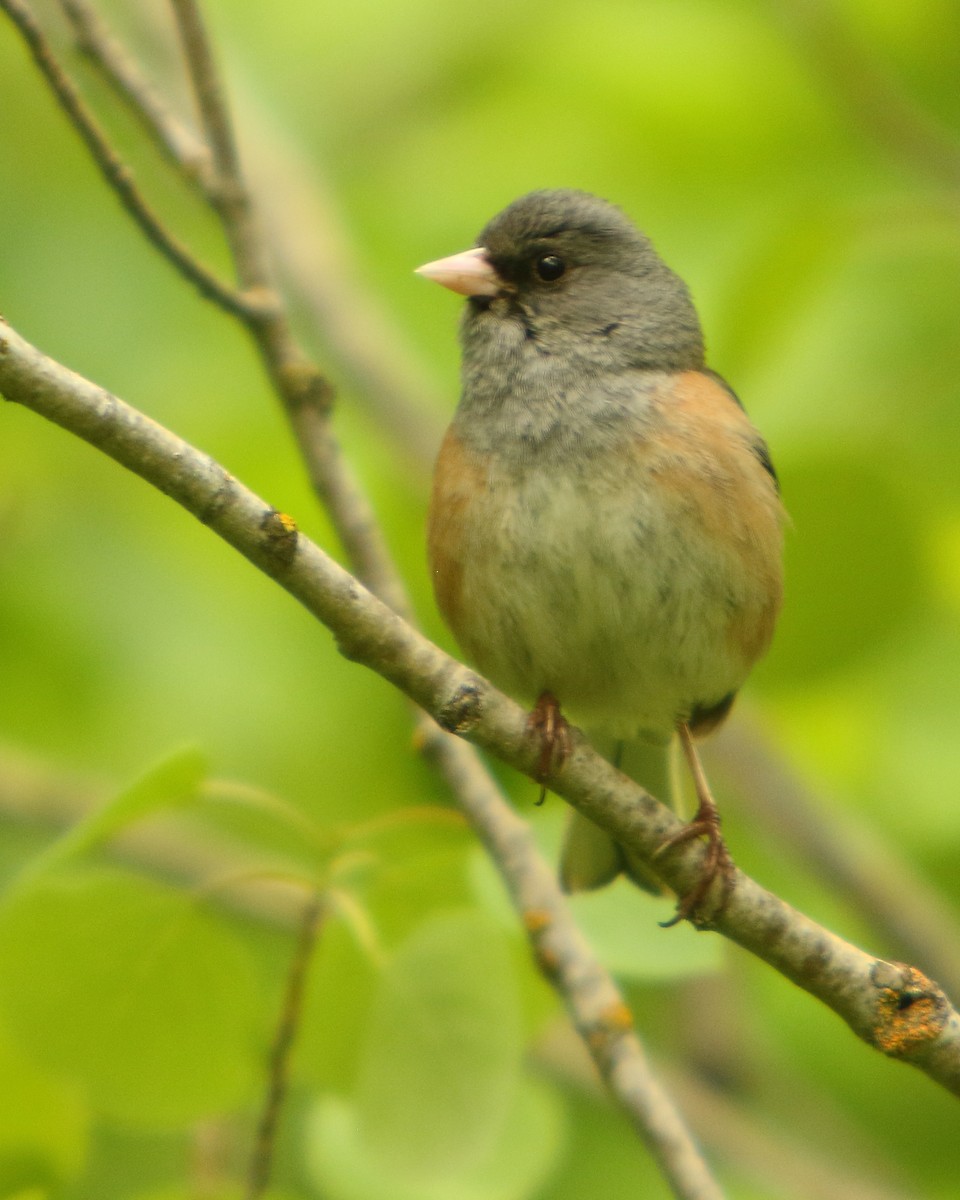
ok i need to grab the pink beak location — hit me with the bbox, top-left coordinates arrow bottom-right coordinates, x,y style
414,246 -> 502,297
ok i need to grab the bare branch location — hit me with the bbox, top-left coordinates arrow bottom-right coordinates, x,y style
0,321 -> 726,1199
242,107 -> 448,474
168,0 -> 269,289
160,0 -> 406,612
8,5 -> 956,1189
772,0 -> 960,191
246,893 -> 324,1200
7,0 -> 404,614
0,0 -> 259,319
3,320 -> 960,1109
59,0 -> 215,189
4,6 -> 722,1186
57,0 -> 443,473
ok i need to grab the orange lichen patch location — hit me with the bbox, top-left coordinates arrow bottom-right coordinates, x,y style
599,1000 -> 635,1033
581,1004 -> 636,1056
259,507 -> 299,568
871,963 -> 949,1057
535,946 -> 562,977
524,908 -> 552,935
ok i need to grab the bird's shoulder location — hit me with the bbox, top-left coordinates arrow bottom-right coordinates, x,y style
621,368 -> 780,496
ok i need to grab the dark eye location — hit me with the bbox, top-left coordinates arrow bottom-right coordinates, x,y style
535,254 -> 566,282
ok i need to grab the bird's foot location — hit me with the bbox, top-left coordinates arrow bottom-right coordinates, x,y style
527,691 -> 571,805
656,723 -> 736,927
655,800 -> 734,926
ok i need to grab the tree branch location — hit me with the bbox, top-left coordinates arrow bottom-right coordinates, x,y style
167,0 -> 270,288
246,893 -> 324,1200
6,5 -> 956,1192
60,0 -> 445,474
2,5 -> 730,1192
163,0 -> 406,612
3,319 -> 960,1109
772,0 -> 960,190
59,0 -> 216,190
0,322 -> 724,1199
0,0 -> 260,319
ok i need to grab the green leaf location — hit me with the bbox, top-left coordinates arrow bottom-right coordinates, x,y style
354,911 -> 525,1184
11,747 -> 207,888
0,1020 -> 88,1194
0,866 -> 259,1126
306,1076 -> 563,1200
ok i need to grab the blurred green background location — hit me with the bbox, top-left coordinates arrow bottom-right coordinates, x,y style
1,0 -> 960,1196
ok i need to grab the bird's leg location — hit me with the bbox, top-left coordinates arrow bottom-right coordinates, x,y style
656,722 -> 735,926
527,690 -> 571,805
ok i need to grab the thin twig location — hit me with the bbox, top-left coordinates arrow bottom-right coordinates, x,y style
772,0 -> 960,191
168,0 -> 269,285
0,0 -> 259,319
163,0 -> 407,610
66,0 -> 445,471
156,16 -> 727,1190
246,893 -> 324,1200
237,95 -> 448,471
60,0 -> 215,189
23,6 -> 717,1180
413,718 -> 725,1186
3,320 -> 960,1114
0,320 -> 735,1200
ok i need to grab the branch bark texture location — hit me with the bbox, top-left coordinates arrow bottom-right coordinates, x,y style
3,317 -> 959,1104
0,320 -> 723,1199
0,4 -> 727,1194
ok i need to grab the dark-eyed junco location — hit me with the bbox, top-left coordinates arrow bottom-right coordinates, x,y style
417,189 -> 784,922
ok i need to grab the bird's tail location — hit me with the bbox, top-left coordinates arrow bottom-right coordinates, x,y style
559,734 -> 679,894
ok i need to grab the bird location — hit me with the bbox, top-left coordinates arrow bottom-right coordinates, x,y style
416,189 -> 784,923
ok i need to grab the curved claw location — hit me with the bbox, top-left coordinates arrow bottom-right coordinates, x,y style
657,819 -> 735,927
657,723 -> 736,927
527,691 -> 571,800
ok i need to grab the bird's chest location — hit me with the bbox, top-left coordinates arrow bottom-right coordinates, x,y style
462,455 -> 657,616
428,427 -> 739,734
